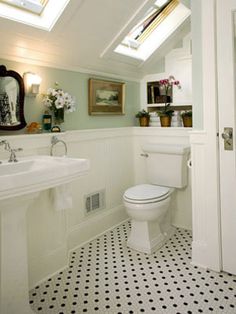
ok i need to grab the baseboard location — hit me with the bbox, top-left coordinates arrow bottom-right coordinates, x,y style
30,206 -> 128,289
29,245 -> 68,290
172,223 -> 192,231
67,205 -> 128,251
190,261 -> 208,270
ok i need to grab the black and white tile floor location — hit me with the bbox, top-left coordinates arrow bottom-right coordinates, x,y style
30,221 -> 236,314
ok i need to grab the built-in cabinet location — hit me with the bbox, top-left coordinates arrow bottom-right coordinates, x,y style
141,76 -> 192,127
147,80 -> 172,104
146,79 -> 192,111
140,34 -> 192,127
143,75 -> 192,111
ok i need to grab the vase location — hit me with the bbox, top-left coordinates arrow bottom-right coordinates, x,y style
139,116 -> 150,127
182,116 -> 192,127
160,115 -> 172,127
53,108 -> 64,125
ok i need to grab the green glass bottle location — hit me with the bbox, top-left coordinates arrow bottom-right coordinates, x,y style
42,110 -> 52,131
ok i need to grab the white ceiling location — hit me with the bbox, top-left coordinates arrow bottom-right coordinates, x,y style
0,0 -> 191,80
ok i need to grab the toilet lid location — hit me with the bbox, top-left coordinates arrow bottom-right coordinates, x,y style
124,184 -> 170,202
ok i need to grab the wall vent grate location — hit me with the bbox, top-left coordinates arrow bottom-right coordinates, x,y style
85,190 -> 105,214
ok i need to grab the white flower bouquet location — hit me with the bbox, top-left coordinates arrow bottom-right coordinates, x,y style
43,83 -> 76,113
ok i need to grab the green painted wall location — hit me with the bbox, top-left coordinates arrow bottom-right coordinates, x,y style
0,59 -> 140,132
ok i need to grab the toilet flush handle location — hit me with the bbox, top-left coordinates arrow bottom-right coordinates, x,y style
140,153 -> 149,157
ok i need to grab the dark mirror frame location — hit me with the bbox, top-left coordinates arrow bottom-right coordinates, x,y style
0,65 -> 26,130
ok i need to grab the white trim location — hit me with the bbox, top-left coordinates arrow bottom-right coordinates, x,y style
132,126 -> 191,137
0,54 -> 141,82
216,0 -> 236,275
189,0 -> 222,272
0,127 -> 192,147
201,0 -> 221,271
0,128 -> 133,148
189,130 -> 207,144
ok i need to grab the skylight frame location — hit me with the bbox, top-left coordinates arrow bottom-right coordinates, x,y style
0,0 -> 48,15
137,0 -> 178,44
124,0 -> 174,47
0,0 -> 70,31
114,0 -> 191,61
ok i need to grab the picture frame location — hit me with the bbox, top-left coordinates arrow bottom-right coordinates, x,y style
88,79 -> 125,115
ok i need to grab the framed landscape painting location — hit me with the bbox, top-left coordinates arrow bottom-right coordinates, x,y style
88,79 -> 125,115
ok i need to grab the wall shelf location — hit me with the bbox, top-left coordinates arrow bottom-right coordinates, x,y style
147,103 -> 192,108
147,104 -> 192,113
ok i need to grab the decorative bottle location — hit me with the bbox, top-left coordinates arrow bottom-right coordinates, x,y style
42,110 -> 52,131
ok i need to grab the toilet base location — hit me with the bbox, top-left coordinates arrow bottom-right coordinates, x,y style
127,220 -> 175,254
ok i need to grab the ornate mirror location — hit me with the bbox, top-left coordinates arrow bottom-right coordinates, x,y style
0,65 -> 26,130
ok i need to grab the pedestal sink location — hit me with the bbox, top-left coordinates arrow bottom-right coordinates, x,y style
0,156 -> 89,314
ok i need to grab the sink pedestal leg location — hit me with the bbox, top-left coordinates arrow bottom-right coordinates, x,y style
0,193 -> 39,314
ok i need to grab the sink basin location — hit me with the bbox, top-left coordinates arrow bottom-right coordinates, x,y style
0,155 -> 89,200
0,159 -> 35,175
0,155 -> 90,314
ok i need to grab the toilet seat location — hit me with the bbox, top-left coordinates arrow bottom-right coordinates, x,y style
123,184 -> 171,204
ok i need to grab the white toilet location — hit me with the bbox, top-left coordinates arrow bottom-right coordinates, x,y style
123,143 -> 190,254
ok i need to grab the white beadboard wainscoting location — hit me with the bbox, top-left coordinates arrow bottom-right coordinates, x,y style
190,130 -> 221,272
0,127 -> 191,288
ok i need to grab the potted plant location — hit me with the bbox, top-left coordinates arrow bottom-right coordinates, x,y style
157,76 -> 181,127
181,110 -> 192,127
135,109 -> 150,127
157,103 -> 174,127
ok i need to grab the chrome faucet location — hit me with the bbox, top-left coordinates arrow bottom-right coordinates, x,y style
0,140 -> 23,162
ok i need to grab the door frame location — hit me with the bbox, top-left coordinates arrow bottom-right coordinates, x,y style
216,0 -> 236,275
190,0 -> 222,272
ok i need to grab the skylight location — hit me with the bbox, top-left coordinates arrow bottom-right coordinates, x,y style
122,0 -> 172,49
0,0 -> 70,31
114,0 -> 190,61
0,0 -> 48,15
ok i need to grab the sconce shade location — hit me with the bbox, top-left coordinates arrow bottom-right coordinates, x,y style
23,72 -> 42,96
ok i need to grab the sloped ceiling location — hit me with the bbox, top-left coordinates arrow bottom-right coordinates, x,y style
0,0 -> 191,80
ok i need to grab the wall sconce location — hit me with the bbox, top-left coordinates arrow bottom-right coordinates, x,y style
23,72 -> 42,96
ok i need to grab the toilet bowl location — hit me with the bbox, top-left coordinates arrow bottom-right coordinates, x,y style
123,143 -> 190,255
123,184 -> 175,254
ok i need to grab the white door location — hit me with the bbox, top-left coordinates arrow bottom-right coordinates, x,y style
217,0 -> 236,275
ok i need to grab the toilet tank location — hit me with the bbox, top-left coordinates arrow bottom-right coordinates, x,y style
142,144 -> 190,188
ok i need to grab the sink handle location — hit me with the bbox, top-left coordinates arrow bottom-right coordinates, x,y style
0,140 -> 10,151
0,140 -> 23,162
8,147 -> 23,163
12,148 -> 23,152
